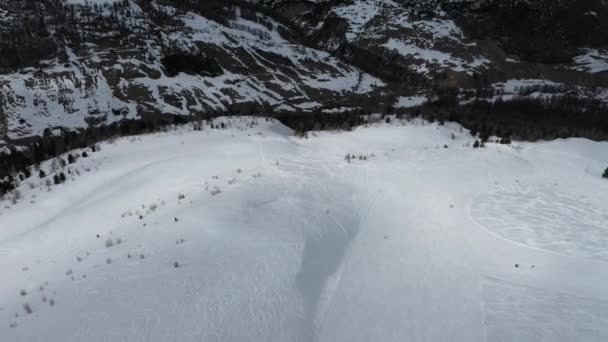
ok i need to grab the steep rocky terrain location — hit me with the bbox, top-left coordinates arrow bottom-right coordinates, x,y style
0,0 -> 607,143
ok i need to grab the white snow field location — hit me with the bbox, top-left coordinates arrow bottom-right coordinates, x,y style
1,117 -> 608,341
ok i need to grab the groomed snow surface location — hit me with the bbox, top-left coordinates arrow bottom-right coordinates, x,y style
1,117 -> 608,341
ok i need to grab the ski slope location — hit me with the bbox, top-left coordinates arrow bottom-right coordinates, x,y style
1,117 -> 608,341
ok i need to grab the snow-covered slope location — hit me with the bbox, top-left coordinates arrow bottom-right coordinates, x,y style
333,0 -> 490,75
0,1 -> 386,139
1,0 -> 608,141
1,116 -> 608,341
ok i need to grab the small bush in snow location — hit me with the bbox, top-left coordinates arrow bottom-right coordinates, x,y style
106,258 -> 112,264
105,238 -> 114,248
23,303 -> 33,314
603,167 -> 608,179
19,289 -> 27,296
11,190 -> 21,205
173,261 -> 180,268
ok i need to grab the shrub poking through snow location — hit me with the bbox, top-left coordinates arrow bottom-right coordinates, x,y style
174,261 -> 180,268
105,238 -> 113,248
23,303 -> 33,314
19,289 -> 27,296
603,167 -> 608,179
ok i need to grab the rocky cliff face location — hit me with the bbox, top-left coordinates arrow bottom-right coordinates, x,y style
0,0 -> 607,141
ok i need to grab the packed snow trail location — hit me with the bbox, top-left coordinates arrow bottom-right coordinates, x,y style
1,117 -> 608,341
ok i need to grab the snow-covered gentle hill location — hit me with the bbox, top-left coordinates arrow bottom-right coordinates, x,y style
1,117 -> 608,341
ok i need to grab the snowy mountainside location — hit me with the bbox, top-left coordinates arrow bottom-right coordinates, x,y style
1,0 -> 608,142
1,116 -> 608,341
0,0 -> 387,140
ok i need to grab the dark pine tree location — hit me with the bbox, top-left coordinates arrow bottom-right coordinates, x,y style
59,172 -> 66,183
53,174 -> 61,185
603,167 -> 608,179
39,169 -> 46,178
